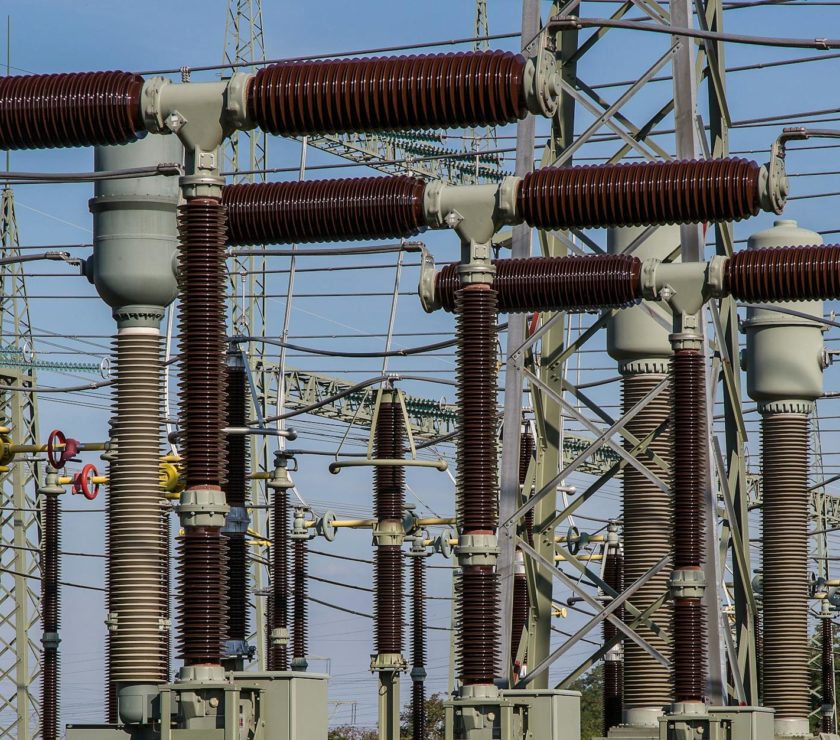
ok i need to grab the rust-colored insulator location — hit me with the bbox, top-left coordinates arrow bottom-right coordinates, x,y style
374,401 -> 405,522
375,546 -> 403,655
602,550 -> 624,736
270,487 -> 289,671
411,555 -> 427,740
224,364 -> 249,645
725,244 -> 840,302
823,618 -> 836,734
178,527 -> 227,665
161,509 -> 171,682
671,349 -> 708,705
518,428 -> 535,486
762,412 -> 810,723
457,566 -> 500,685
292,538 -> 308,661
511,572 -> 529,669
456,285 -> 499,532
0,71 -> 144,150
177,198 -> 228,488
436,255 -> 642,314
673,599 -> 707,704
517,158 -> 762,230
247,51 -> 527,136
223,176 -> 426,247
42,492 -> 60,740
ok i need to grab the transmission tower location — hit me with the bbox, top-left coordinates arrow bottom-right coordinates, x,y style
0,184 -> 42,740
222,0 -> 273,671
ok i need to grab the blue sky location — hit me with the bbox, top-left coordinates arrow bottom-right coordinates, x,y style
2,0 -> 840,734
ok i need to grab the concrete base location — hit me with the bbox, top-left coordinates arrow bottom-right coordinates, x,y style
445,687 -> 581,739
67,671 -> 329,740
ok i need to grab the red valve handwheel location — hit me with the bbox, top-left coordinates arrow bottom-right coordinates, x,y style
46,429 -> 65,469
73,463 -> 100,501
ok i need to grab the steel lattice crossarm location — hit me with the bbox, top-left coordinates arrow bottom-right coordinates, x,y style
303,130 -> 508,185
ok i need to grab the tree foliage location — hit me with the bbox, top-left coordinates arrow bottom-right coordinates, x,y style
569,664 -> 604,740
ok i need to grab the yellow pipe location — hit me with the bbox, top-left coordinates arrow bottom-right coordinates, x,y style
555,554 -> 603,562
555,534 -> 606,543
417,517 -> 455,526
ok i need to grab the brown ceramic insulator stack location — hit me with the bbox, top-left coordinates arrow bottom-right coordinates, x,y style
823,617 -> 836,734
41,492 -> 60,740
0,71 -> 144,149
434,255 -> 642,314
671,350 -> 707,705
761,412 -> 809,723
511,429 -> 534,669
106,332 -> 168,701
292,538 -> 309,663
223,177 -> 427,246
455,284 -> 500,686
161,508 -> 170,681
374,400 -> 405,657
411,555 -> 427,740
270,487 -> 289,671
247,50 -> 527,136
621,371 -> 672,713
177,196 -> 228,666
725,244 -> 840,302
224,364 -> 249,645
516,158 -> 762,230
178,527 -> 227,665
603,550 -> 624,736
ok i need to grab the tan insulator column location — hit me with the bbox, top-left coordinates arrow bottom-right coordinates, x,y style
606,225 -> 678,733
743,220 -> 826,738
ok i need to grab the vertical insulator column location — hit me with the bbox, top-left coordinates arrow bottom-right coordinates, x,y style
456,284 -> 500,688
511,428 -> 534,676
761,412 -> 810,727
409,544 -> 427,740
621,371 -> 673,718
176,196 -> 229,670
222,359 -> 250,666
292,535 -> 309,669
671,349 -> 708,707
268,457 -> 293,671
107,330 -> 169,695
40,476 -> 63,740
603,548 -> 624,735
823,616 -> 836,734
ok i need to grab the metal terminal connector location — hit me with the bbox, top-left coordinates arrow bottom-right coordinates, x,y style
370,652 -> 407,673
457,533 -> 500,567
177,487 -> 229,528
670,569 -> 706,600
270,627 -> 289,648
523,50 -> 559,118
372,519 -> 404,547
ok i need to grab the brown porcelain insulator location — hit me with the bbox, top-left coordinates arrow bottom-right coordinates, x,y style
517,158 -> 762,229
603,550 -> 624,736
761,413 -> 809,722
106,332 -> 168,701
457,566 -> 500,685
375,545 -> 403,655
178,527 -> 227,665
247,50 -> 527,136
823,618 -> 836,734
224,364 -> 249,644
0,71 -> 144,149
270,487 -> 289,671
161,508 -> 171,681
374,401 -> 405,522
42,492 -> 60,740
671,349 -> 708,704
725,244 -> 840,302
435,255 -> 642,314
672,599 -> 707,704
292,538 -> 308,661
518,428 -> 535,486
511,572 -> 529,669
177,198 -> 227,489
621,372 -> 673,712
456,285 -> 499,532
412,555 -> 427,740
223,176 -> 427,246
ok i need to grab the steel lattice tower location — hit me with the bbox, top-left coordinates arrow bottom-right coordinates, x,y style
0,185 -> 42,739
222,0 -> 273,670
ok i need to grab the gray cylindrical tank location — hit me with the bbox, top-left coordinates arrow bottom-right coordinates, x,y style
606,225 -> 680,371
88,134 -> 183,327
743,219 -> 825,411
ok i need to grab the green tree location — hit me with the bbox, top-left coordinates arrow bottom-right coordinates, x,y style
400,692 -> 446,738
328,726 -> 378,740
569,664 -> 604,740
